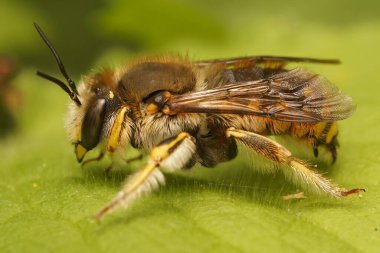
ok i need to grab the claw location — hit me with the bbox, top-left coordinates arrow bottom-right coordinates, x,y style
341,188 -> 366,197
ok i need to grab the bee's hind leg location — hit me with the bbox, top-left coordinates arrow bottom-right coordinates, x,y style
95,132 -> 197,220
226,128 -> 364,198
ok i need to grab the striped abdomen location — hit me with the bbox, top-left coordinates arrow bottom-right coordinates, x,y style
217,115 -> 339,161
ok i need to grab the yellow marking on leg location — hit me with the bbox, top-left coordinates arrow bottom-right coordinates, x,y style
226,127 -> 291,157
125,163 -> 157,192
150,132 -> 189,161
226,127 -> 245,138
95,132 -> 194,220
109,91 -> 114,99
107,106 -> 128,152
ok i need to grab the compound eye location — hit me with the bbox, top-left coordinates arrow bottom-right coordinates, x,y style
81,98 -> 106,150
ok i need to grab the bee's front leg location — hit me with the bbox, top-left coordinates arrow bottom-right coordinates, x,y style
81,152 -> 105,168
95,132 -> 196,220
226,128 -> 364,198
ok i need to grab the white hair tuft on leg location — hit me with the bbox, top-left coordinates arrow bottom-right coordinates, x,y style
161,137 -> 196,171
121,168 -> 165,207
95,132 -> 197,220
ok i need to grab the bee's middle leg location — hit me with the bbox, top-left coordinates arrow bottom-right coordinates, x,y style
124,154 -> 144,164
226,127 -> 364,198
95,132 -> 197,220
103,153 -> 145,176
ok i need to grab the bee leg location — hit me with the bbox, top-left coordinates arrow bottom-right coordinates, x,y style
95,132 -> 196,220
314,122 -> 339,163
104,165 -> 113,176
124,154 -> 144,164
104,154 -> 144,176
81,152 -> 105,167
226,128 -> 365,198
327,136 -> 339,164
312,142 -> 319,158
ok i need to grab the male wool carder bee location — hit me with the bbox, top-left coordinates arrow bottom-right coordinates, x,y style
34,23 -> 364,220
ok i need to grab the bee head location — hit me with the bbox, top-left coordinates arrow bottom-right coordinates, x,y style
34,23 -> 132,162
69,74 -> 117,161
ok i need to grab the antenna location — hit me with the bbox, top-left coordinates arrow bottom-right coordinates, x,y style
34,22 -> 81,106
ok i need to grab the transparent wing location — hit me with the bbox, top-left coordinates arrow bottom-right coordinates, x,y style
195,55 -> 340,68
167,68 -> 355,122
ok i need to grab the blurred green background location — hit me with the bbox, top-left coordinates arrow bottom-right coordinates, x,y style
1,0 -> 379,252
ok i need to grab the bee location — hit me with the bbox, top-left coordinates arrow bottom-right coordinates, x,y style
34,23 -> 364,220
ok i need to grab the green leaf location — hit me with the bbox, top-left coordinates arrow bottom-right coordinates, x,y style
1,1 -> 380,252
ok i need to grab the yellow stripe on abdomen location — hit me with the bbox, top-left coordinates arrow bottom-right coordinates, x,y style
314,122 -> 338,144
326,122 -> 338,144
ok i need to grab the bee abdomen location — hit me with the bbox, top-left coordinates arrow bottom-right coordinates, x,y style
312,122 -> 338,145
265,120 -> 338,147
223,115 -> 339,160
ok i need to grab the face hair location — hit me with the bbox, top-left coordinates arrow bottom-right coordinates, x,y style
34,22 -> 81,106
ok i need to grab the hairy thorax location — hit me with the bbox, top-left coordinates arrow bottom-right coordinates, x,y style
130,111 -> 205,151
